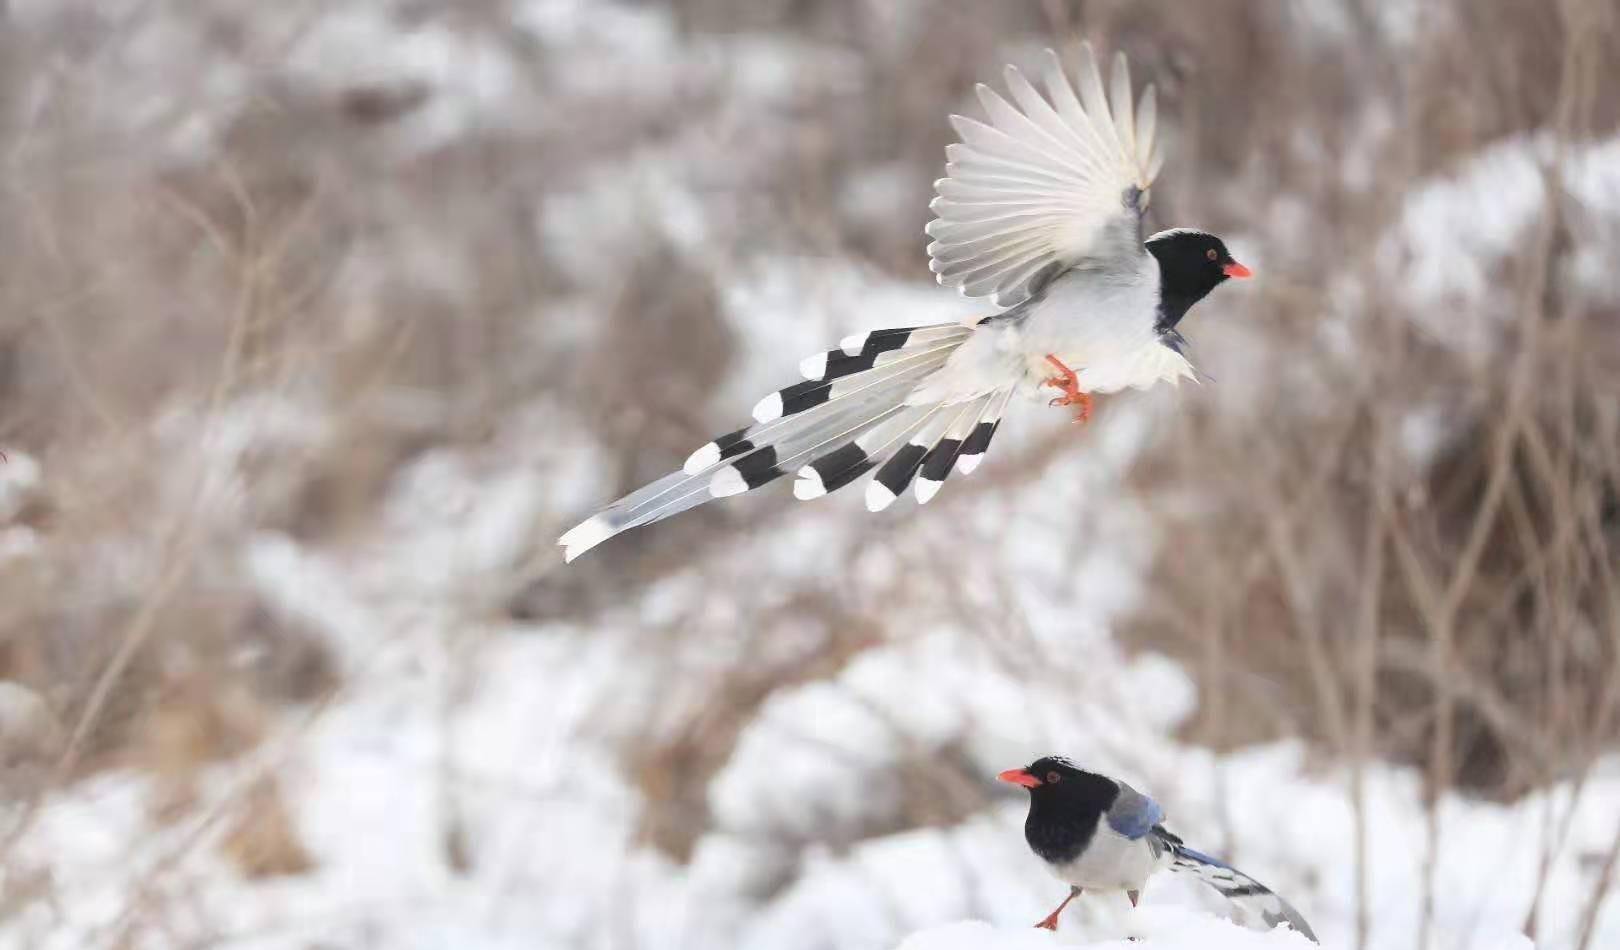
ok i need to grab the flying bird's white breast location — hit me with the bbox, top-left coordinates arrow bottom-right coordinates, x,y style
1013,255 -> 1194,395
901,254 -> 1195,410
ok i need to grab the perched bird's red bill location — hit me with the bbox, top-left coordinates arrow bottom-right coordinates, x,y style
1223,261 -> 1253,278
998,768 -> 1042,788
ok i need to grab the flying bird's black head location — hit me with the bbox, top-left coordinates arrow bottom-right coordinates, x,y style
1145,228 -> 1251,332
998,756 -> 1121,865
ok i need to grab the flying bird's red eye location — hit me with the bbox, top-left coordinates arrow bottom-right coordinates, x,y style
1046,771 -> 1061,784
1206,248 -> 1218,261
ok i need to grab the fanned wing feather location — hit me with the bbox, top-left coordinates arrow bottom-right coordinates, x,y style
928,44 -> 1164,307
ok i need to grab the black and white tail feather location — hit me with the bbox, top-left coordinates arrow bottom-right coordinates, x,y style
557,322 -> 1012,562
1154,830 -> 1318,943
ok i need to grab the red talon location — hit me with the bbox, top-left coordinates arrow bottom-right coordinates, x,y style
1034,885 -> 1081,930
1042,354 -> 1093,424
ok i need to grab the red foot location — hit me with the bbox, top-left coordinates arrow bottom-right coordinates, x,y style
1042,354 -> 1093,425
1033,886 -> 1081,930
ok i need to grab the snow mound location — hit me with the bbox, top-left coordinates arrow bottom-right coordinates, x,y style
899,909 -> 1538,950
895,915 -> 1323,950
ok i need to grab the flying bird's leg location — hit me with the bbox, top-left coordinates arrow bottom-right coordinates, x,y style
1042,354 -> 1093,424
1034,885 -> 1082,930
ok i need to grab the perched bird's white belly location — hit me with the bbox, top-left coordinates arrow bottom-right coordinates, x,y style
1050,827 -> 1164,892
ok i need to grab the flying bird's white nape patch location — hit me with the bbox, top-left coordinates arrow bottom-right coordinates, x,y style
1145,226 -> 1208,242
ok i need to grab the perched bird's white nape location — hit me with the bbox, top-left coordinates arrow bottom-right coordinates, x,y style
558,44 -> 1251,563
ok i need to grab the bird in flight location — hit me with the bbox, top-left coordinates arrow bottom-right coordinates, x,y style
560,45 -> 1249,562
999,757 -> 1316,940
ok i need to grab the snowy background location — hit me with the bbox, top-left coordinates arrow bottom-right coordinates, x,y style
1,1 -> 1618,948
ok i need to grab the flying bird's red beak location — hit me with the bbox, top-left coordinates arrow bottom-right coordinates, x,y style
1222,261 -> 1253,279
998,768 -> 1041,788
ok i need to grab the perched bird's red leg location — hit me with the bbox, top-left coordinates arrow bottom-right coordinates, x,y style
1034,885 -> 1082,930
1042,354 -> 1093,424
1124,890 -> 1145,942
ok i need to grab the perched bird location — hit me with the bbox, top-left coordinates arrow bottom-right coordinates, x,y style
998,757 -> 1317,941
559,44 -> 1250,562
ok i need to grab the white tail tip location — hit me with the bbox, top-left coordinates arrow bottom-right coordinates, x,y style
793,467 -> 826,500
683,442 -> 721,474
799,352 -> 828,379
864,481 -> 897,512
558,516 -> 615,563
752,392 -> 784,423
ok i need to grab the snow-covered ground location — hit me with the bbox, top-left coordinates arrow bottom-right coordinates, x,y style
8,363 -> 1620,947
897,918 -> 1323,950
2,3 -> 1617,950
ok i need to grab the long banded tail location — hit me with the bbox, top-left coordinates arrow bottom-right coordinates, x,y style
558,322 -> 1011,562
1160,837 -> 1318,943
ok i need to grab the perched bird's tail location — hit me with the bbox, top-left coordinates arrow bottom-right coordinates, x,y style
1158,833 -> 1318,943
558,321 -> 1012,562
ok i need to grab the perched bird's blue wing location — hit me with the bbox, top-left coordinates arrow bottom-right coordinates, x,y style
1104,780 -> 1164,839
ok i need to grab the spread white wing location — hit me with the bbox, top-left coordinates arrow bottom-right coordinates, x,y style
926,45 -> 1165,307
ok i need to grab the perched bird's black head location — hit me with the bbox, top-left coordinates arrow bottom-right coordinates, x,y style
998,756 -> 1122,865
1145,228 -> 1251,331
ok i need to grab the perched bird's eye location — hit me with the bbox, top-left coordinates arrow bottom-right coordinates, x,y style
1206,248 -> 1218,261
1046,771 -> 1061,784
